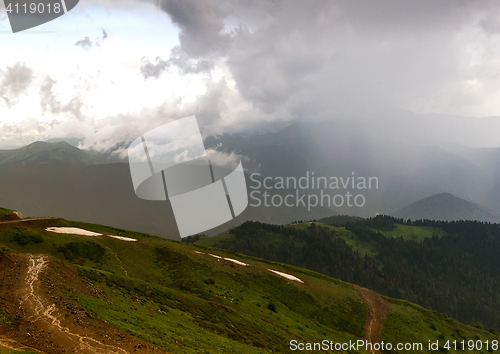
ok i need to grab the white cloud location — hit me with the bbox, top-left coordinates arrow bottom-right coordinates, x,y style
1,0 -> 500,150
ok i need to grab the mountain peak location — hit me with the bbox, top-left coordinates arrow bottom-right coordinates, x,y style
25,140 -> 78,149
392,192 -> 500,222
0,141 -> 96,167
419,192 -> 466,204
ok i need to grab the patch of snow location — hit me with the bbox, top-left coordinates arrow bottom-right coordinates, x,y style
46,227 -> 102,237
223,258 -> 248,266
195,252 -> 247,266
268,269 -> 304,283
107,235 -> 137,242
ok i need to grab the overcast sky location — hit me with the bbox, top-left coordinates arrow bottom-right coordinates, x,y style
0,0 -> 499,150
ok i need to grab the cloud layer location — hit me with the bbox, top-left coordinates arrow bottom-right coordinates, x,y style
1,0 -> 500,152
154,0 -> 500,120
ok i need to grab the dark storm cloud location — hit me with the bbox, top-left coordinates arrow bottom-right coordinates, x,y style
40,77 -> 84,120
155,0 -> 232,57
334,0 -> 477,32
226,1 -> 337,113
0,62 -> 34,106
150,0 -> 500,121
479,11 -> 500,35
222,0 -> 475,116
78,0 -> 500,153
147,0 -> 234,76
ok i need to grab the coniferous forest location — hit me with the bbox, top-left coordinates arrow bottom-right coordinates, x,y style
192,216 -> 500,331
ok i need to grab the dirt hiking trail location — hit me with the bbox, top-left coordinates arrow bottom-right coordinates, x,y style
0,253 -> 165,354
353,284 -> 392,353
23,255 -> 128,354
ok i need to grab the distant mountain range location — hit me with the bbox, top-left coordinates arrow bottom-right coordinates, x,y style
0,141 -> 112,167
204,113 -> 500,218
2,110 -> 500,237
0,141 -> 331,239
392,192 -> 500,223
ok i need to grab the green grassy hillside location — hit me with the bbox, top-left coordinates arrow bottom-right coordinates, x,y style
0,216 -> 497,353
0,208 -> 14,219
194,218 -> 500,332
196,220 -> 445,257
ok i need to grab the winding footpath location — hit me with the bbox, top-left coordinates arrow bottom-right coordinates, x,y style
102,245 -> 129,277
353,285 -> 392,354
19,255 -> 130,354
0,215 -> 136,353
0,336 -> 44,353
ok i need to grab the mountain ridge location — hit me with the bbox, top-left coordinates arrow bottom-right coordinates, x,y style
392,192 -> 500,223
194,217 -> 500,330
0,141 -> 105,167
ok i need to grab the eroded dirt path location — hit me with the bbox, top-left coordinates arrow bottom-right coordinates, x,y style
0,253 -> 165,354
353,285 -> 391,353
21,255 -> 129,354
102,245 -> 129,277
0,336 -> 46,353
